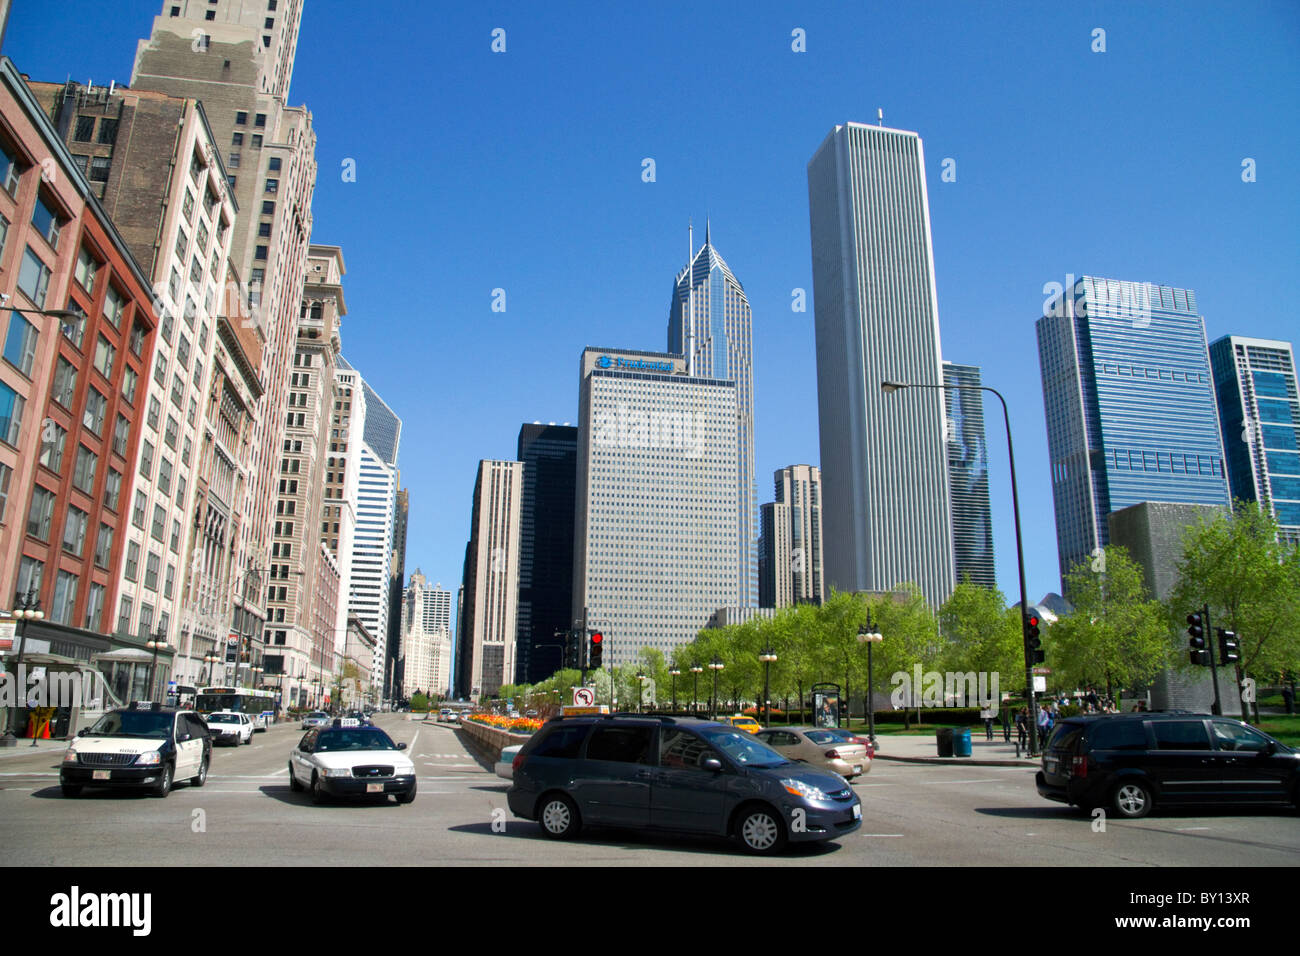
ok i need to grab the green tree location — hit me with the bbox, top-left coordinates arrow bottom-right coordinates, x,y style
1171,502 -> 1300,719
939,582 -> 1023,685
1051,545 -> 1169,698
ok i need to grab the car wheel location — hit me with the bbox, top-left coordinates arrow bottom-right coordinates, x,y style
538,793 -> 581,840
736,804 -> 788,855
191,756 -> 209,788
152,762 -> 173,798
61,784 -> 82,798
1112,780 -> 1153,819
311,772 -> 328,805
288,762 -> 303,792
396,782 -> 417,805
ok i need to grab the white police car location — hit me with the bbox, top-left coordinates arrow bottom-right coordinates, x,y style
288,718 -> 417,804
206,711 -> 255,746
60,702 -> 211,798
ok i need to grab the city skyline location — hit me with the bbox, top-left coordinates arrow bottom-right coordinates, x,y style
5,1 -> 1296,613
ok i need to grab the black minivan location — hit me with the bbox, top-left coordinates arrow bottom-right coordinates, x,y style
507,714 -> 863,854
1036,712 -> 1299,818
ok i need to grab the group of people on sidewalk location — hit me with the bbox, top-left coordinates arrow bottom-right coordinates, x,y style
978,688 -> 1132,748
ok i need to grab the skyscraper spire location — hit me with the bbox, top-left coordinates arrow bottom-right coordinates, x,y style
705,217 -> 710,247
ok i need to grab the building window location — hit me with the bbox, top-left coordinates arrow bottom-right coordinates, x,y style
121,366 -> 138,404
117,595 -> 133,635
94,524 -> 114,568
236,111 -> 248,126
51,570 -> 78,625
93,335 -> 115,380
131,491 -> 147,530
113,415 -> 130,457
0,461 -> 10,522
62,505 -> 88,557
72,445 -> 98,494
74,116 -> 95,142
140,439 -> 154,479
145,552 -> 160,591
129,321 -> 146,356
151,504 -> 166,542
32,194 -> 62,249
0,383 -> 25,447
18,246 -> 52,306
255,113 -> 266,128
75,246 -> 99,292
85,583 -> 105,630
38,421 -> 66,473
3,311 -> 38,376
103,285 -> 125,328
89,156 -> 111,182
61,303 -> 87,350
264,178 -> 278,194
228,152 -> 240,169
103,469 -> 121,512
97,118 -> 119,145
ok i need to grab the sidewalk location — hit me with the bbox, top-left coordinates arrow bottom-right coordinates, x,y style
0,736 -> 69,757
872,732 -> 1040,767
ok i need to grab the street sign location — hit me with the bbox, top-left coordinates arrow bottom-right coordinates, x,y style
1032,667 -> 1051,675
1033,675 -> 1047,693
0,619 -> 14,651
573,687 -> 595,706
561,705 -> 608,716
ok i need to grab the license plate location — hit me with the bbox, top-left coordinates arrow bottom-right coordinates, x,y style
93,770 -> 110,781
366,783 -> 383,793
852,804 -> 861,819
1045,758 -> 1058,774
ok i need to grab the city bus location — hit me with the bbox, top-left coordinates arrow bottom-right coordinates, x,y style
195,686 -> 278,730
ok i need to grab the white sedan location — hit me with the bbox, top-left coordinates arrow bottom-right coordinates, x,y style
288,719 -> 417,804
206,712 -> 254,746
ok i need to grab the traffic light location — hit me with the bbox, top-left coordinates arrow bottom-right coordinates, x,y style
1187,612 -> 1210,666
1217,628 -> 1240,666
589,631 -> 603,669
1025,614 -> 1044,664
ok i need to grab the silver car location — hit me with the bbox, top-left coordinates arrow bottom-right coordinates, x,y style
753,727 -> 869,779
301,711 -> 331,731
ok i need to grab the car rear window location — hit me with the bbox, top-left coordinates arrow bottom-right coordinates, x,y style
530,724 -> 589,759
1046,723 -> 1084,753
585,726 -> 653,764
1087,720 -> 1148,751
805,730 -> 837,744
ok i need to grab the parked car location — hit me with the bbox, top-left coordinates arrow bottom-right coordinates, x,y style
753,727 -> 869,779
1036,712 -> 1299,818
301,711 -> 331,731
507,715 -> 862,854
717,715 -> 763,735
205,711 -> 255,746
822,728 -> 875,762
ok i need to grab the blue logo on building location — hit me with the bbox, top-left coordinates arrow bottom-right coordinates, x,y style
597,355 -> 612,369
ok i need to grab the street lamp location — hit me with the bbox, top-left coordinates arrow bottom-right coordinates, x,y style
636,672 -> 647,712
2,587 -> 45,745
759,646 -> 778,728
203,653 -> 221,687
882,378 -> 1039,753
146,630 -> 170,702
690,664 -> 703,715
857,614 -> 883,747
708,656 -> 724,720
669,663 -> 680,712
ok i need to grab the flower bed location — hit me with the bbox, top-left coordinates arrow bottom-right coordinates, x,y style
464,714 -> 542,734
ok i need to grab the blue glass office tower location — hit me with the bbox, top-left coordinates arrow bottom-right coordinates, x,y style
1037,276 -> 1230,586
943,362 -> 995,589
668,225 -> 757,607
1209,336 -> 1300,546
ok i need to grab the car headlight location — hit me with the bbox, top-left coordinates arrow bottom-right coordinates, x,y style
135,751 -> 162,766
62,749 -> 78,764
323,767 -> 352,778
781,777 -> 831,801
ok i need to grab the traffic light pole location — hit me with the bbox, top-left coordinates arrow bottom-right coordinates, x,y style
1203,604 -> 1222,716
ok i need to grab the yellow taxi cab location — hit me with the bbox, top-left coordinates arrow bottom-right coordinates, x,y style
717,715 -> 762,735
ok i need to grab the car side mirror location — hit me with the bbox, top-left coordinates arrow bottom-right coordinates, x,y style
178,733 -> 191,742
702,757 -> 723,772
77,728 -> 88,737
1260,741 -> 1278,756
397,742 -> 407,750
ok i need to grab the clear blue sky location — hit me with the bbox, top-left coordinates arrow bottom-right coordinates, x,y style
8,1 -> 1298,606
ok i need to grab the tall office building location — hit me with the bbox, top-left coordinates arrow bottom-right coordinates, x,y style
399,570 -> 452,700
943,362 -> 995,589
807,122 -> 954,607
28,78 -> 243,683
515,422 -> 577,683
668,226 -> 757,606
323,355 -> 365,643
572,348 -> 740,666
1037,276 -> 1230,585
1209,336 -> 1300,545
456,460 -> 523,699
759,465 -> 825,608
132,0 -> 318,672
386,483 -> 408,697
347,378 -> 401,688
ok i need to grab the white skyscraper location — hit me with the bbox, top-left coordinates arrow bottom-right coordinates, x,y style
347,378 -> 400,663
572,348 -> 740,665
807,122 -> 955,607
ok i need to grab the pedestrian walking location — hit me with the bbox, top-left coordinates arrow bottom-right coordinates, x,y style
1015,708 -> 1028,748
1000,707 -> 1011,742
981,704 -> 994,741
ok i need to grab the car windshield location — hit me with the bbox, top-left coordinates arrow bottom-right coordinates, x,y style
696,727 -> 790,768
804,730 -> 839,744
307,713 -> 328,720
88,710 -> 172,739
315,729 -> 397,753
208,713 -> 239,723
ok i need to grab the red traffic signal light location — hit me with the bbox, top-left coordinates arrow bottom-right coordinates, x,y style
591,632 -> 602,645
589,632 -> 603,668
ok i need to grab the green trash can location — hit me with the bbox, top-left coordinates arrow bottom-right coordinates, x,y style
953,727 -> 972,757
936,727 -> 954,757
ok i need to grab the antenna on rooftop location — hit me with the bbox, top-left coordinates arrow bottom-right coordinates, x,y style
877,108 -> 884,127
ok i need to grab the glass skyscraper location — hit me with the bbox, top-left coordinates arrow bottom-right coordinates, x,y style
1209,336 -> 1300,545
668,225 -> 757,606
943,362 -> 995,589
1037,276 -> 1230,585
807,122 -> 955,608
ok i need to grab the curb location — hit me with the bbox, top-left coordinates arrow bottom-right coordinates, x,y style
875,754 -> 1039,768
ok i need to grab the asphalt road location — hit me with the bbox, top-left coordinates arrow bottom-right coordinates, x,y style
0,715 -> 1296,866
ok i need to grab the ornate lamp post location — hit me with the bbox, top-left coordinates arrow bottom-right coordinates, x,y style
708,657 -> 724,720
669,663 -> 680,712
146,630 -> 170,702
2,587 -> 44,745
203,653 -> 220,687
759,646 -> 778,727
857,613 -> 883,747
690,664 -> 703,715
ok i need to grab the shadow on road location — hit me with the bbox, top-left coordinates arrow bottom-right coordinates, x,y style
445,820 -> 845,858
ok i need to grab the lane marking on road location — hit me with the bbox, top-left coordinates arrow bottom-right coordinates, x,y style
1175,826 -> 1212,831
271,767 -> 288,776
0,772 -> 57,777
859,833 -> 905,837
916,778 -> 1001,785
409,730 -> 420,753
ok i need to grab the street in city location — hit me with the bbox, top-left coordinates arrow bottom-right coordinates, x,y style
1,715 -> 1295,867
